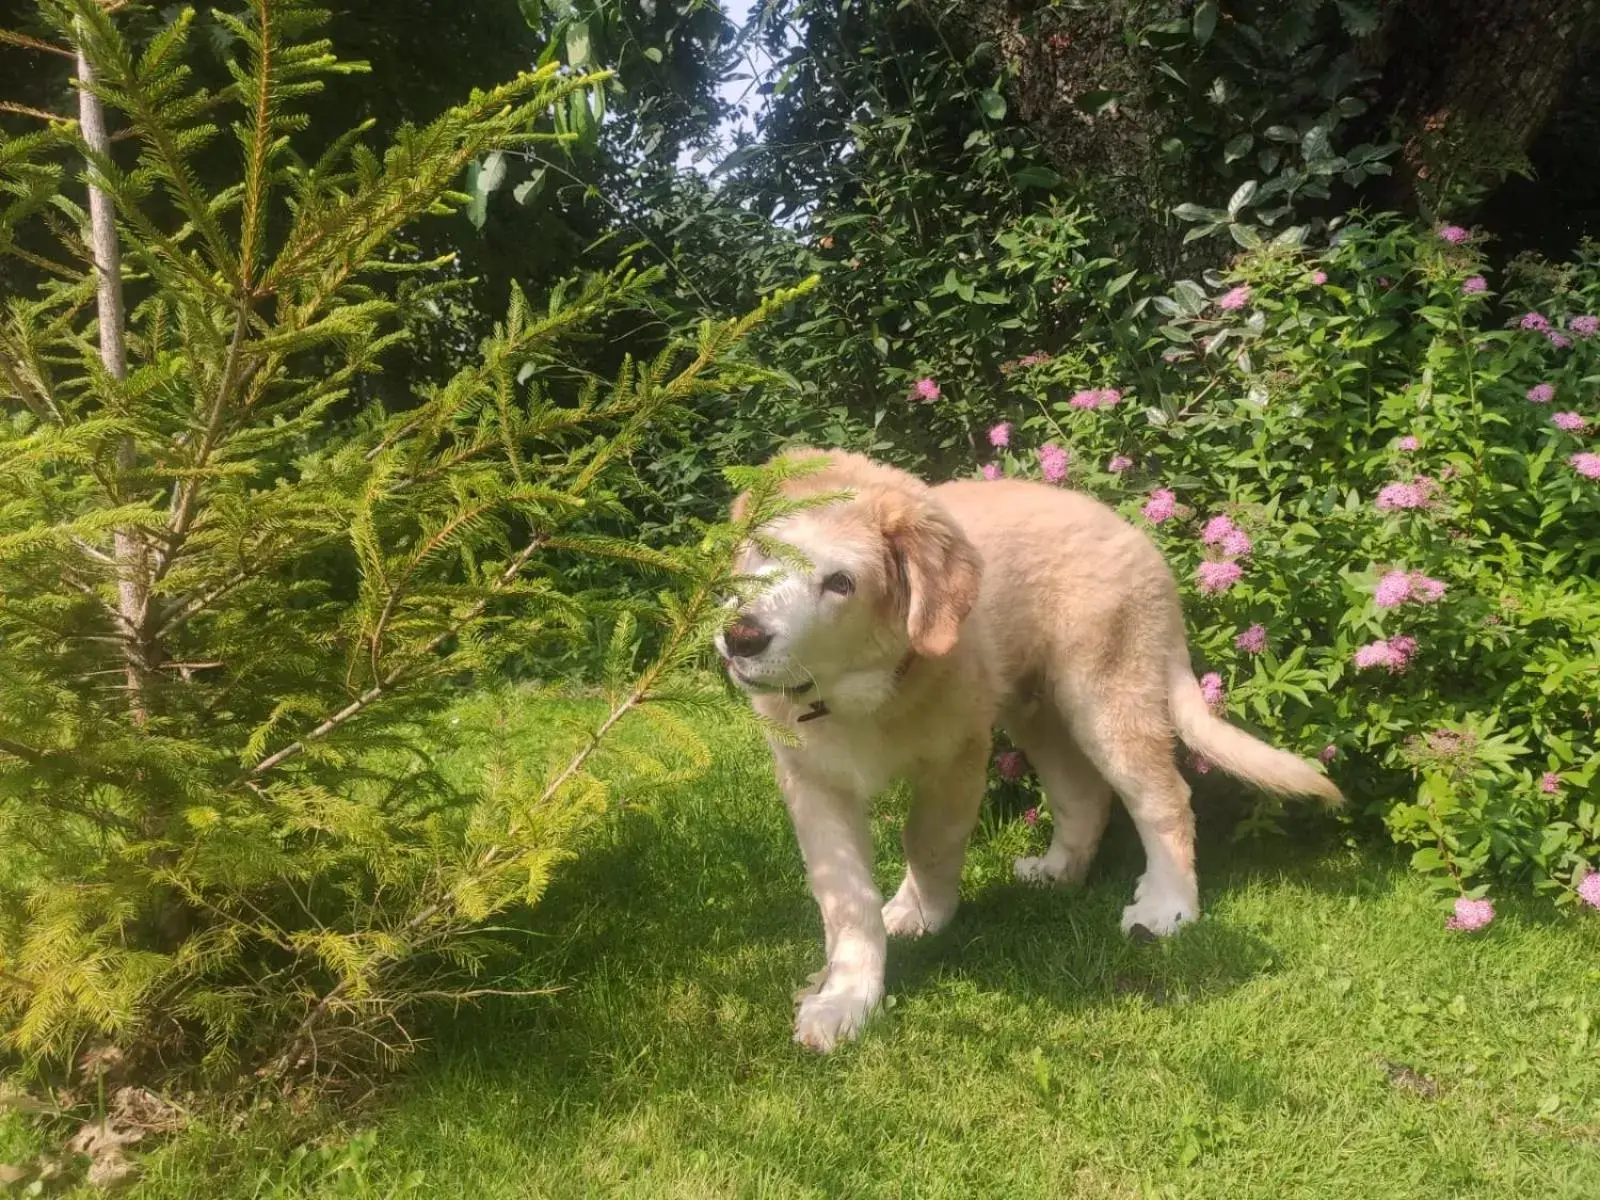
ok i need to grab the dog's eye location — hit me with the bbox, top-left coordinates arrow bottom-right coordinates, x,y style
821,571 -> 855,596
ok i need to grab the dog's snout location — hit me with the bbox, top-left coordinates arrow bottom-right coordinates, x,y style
724,617 -> 773,659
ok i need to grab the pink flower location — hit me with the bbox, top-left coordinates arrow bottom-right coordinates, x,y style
988,422 -> 1012,448
982,463 -> 1002,481
1571,452 -> 1600,480
1527,382 -> 1555,404
1142,488 -> 1177,523
1461,276 -> 1488,295
1038,443 -> 1069,484
1540,771 -> 1560,795
1571,315 -> 1599,338
1199,672 -> 1225,708
1375,478 -> 1435,511
1548,331 -> 1572,349
1107,454 -> 1133,474
1318,743 -> 1338,765
1019,351 -> 1051,367
1098,388 -> 1123,407
996,750 -> 1027,781
1217,285 -> 1251,312
1437,225 -> 1469,244
1445,896 -> 1494,932
1397,435 -> 1420,452
1234,624 -> 1267,654
1069,389 -> 1102,410
1023,806 -> 1039,826
1196,560 -> 1244,594
1220,529 -> 1252,558
1201,514 -> 1236,545
1410,574 -> 1446,603
911,377 -> 941,402
1520,312 -> 1551,332
1577,871 -> 1600,910
1310,270 -> 1328,285
1551,412 -> 1586,432
1354,635 -> 1419,673
1374,571 -> 1412,608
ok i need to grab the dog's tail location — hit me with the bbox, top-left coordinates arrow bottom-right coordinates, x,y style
1168,655 -> 1342,805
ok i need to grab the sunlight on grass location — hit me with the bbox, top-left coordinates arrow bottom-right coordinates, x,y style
121,687 -> 1600,1199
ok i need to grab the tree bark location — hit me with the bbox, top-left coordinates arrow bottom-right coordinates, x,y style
75,31 -> 150,720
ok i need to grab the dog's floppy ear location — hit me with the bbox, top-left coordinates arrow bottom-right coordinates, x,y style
882,492 -> 983,657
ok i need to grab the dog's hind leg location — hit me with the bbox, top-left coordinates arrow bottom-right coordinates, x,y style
1007,710 -> 1113,887
882,735 -> 989,938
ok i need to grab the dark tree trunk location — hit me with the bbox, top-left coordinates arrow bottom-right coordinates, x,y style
918,0 -> 1598,222
1364,0 -> 1599,212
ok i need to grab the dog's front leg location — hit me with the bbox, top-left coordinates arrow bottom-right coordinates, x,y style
781,768 -> 884,1053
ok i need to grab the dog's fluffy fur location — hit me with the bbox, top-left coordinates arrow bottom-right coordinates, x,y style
717,450 -> 1340,1052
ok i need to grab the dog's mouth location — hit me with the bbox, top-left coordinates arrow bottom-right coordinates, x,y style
722,657 -> 813,697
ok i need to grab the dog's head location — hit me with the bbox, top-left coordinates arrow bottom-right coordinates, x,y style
715,450 -> 983,700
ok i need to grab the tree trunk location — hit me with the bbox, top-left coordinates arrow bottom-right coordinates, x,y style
1365,0 -> 1599,212
75,32 -> 150,720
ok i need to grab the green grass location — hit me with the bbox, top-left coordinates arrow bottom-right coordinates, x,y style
30,691 -> 1600,1196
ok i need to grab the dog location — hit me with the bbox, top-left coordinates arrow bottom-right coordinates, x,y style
715,449 -> 1340,1052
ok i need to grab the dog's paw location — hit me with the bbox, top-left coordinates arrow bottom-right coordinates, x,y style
793,981 -> 882,1053
1119,872 -> 1199,938
791,966 -> 829,1003
1013,849 -> 1091,887
881,879 -> 954,938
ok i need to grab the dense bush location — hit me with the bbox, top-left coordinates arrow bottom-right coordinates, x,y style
974,220 -> 1600,913
0,0 -> 802,1077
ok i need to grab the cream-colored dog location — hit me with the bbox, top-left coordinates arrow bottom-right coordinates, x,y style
716,449 -> 1340,1052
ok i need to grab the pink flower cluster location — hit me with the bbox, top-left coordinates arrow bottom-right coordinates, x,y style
1540,771 -> 1561,795
1520,312 -> 1550,333
1375,477 -> 1437,511
1310,270 -> 1328,285
1234,623 -> 1268,654
1445,896 -> 1494,932
1397,435 -> 1420,452
1354,635 -> 1419,673
1018,351 -> 1051,368
1199,672 -> 1225,709
1578,871 -> 1600,910
988,422 -> 1012,448
1217,285 -> 1251,312
1551,412 -> 1586,432
1526,382 -> 1556,404
1197,560 -> 1244,593
982,463 -> 1002,480
911,377 -> 941,402
1069,388 -> 1123,410
995,750 -> 1027,781
1461,276 -> 1488,295
1038,443 -> 1069,484
1318,744 -> 1338,765
1437,225 -> 1470,245
1142,488 -> 1177,523
1571,315 -> 1599,338
1572,452 -> 1600,480
1107,454 -> 1133,474
1374,570 -> 1446,608
1548,332 -> 1571,349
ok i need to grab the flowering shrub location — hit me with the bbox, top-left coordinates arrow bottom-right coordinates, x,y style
980,221 -> 1600,915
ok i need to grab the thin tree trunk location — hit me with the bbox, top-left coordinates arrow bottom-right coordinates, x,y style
75,31 -> 149,720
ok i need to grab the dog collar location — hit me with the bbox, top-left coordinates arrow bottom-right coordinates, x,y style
789,653 -> 916,723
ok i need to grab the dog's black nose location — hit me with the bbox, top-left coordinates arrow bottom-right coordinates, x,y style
724,618 -> 772,659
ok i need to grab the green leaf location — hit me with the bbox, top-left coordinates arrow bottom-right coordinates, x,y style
1193,1 -> 1219,44
978,89 -> 1007,121
512,168 -> 547,206
1224,132 -> 1254,163
643,47 -> 663,64
1227,179 -> 1258,218
566,19 -> 591,67
517,0 -> 542,27
1012,166 -> 1061,190
1172,203 -> 1220,222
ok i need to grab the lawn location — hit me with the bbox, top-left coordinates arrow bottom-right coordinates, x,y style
24,688 -> 1600,1197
